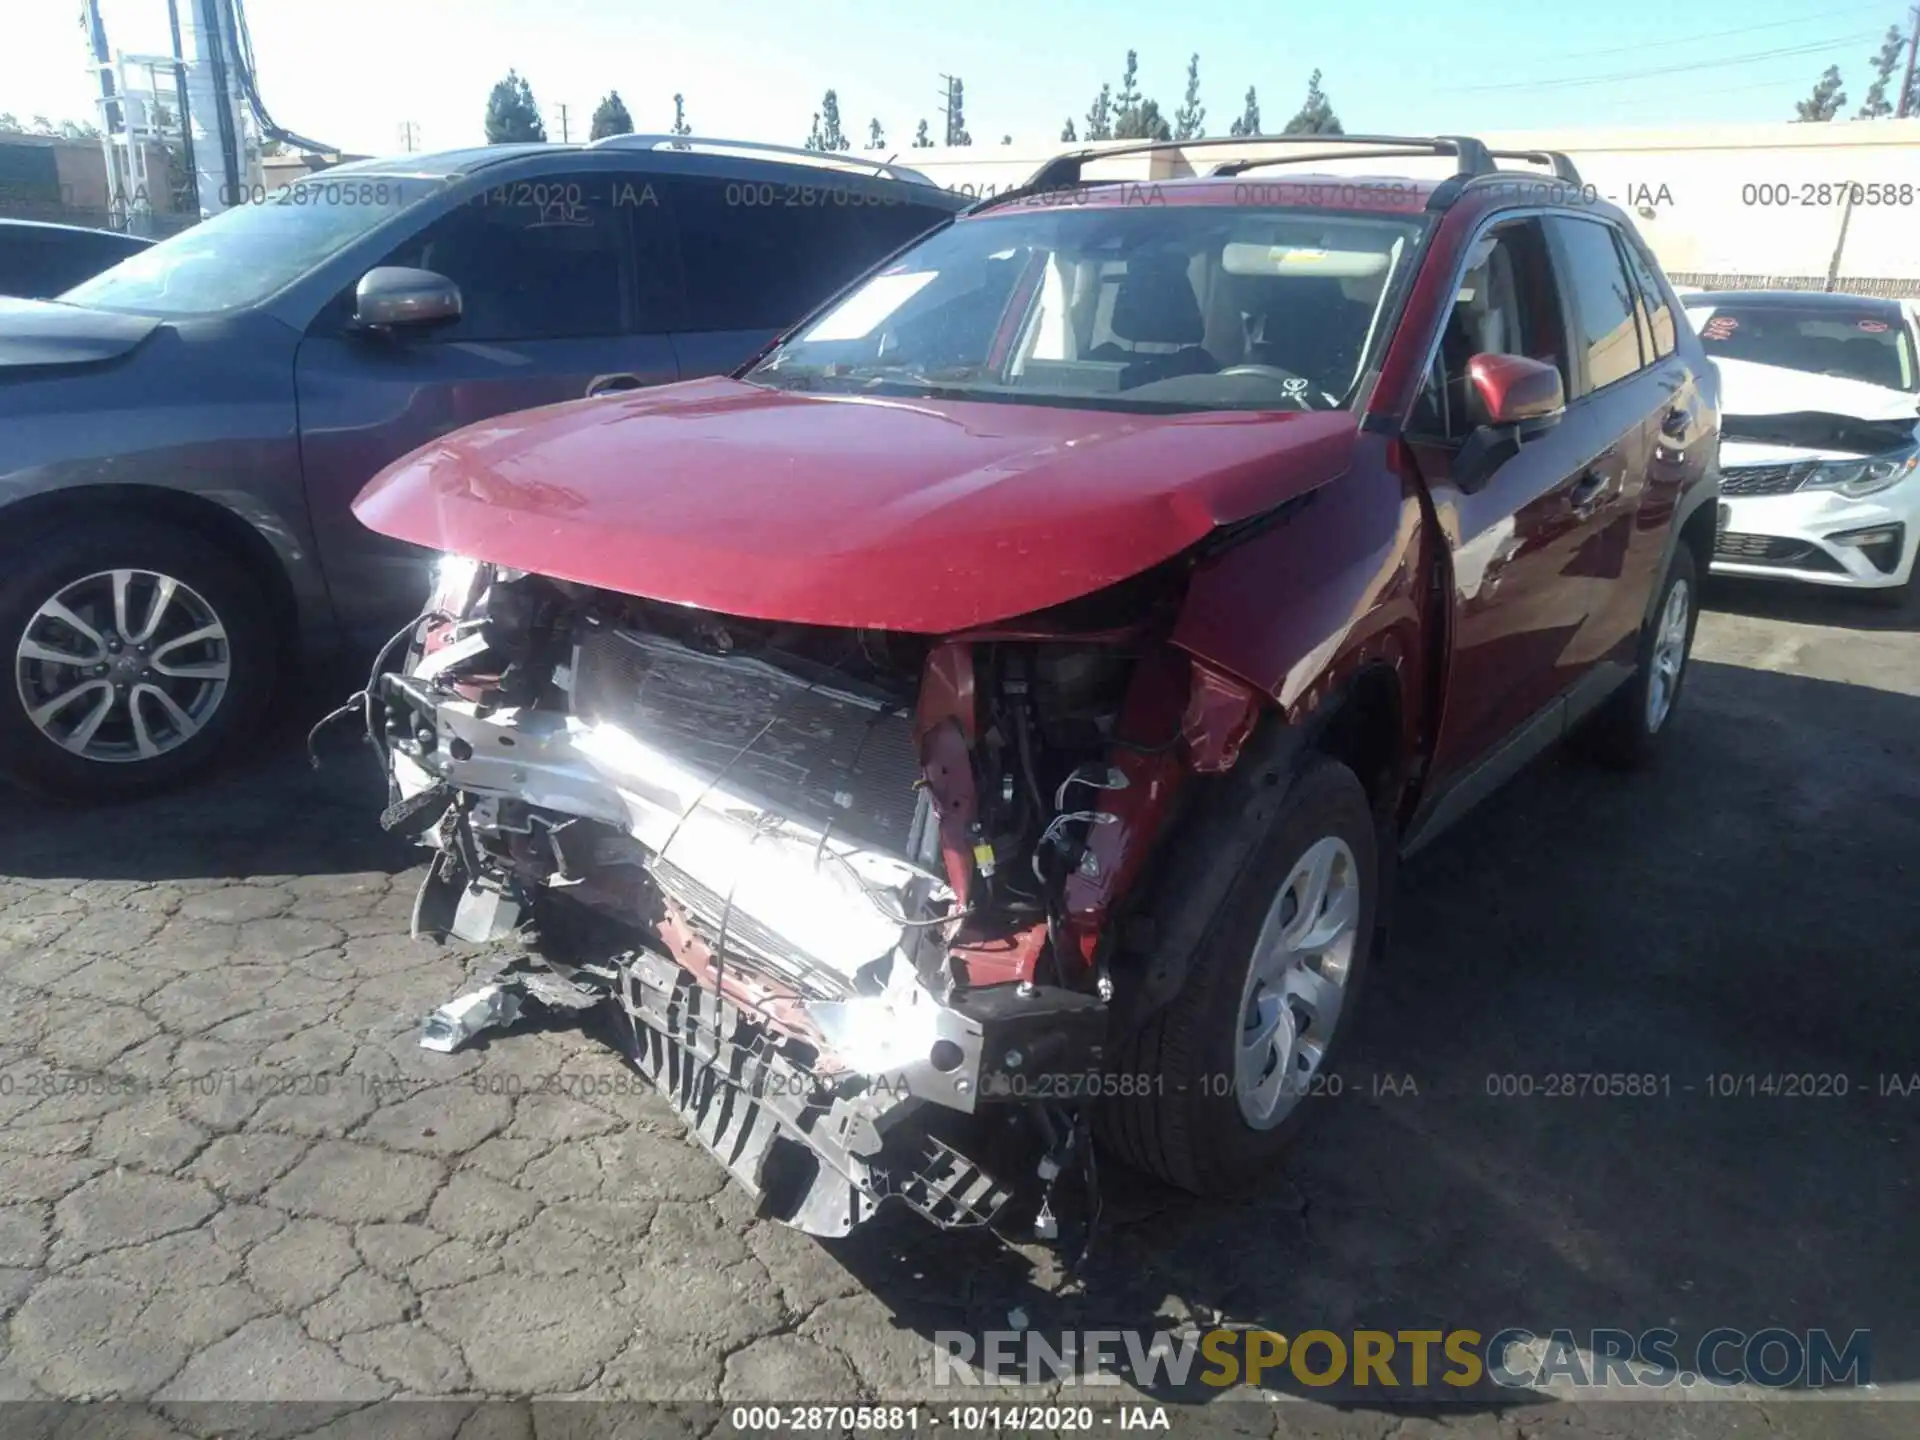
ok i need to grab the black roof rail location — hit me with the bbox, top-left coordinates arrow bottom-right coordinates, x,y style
1483,148 -> 1583,185
1205,133 -> 1497,178
971,133 -> 1500,216
970,134 -> 1583,218
1018,134 -> 1499,188
586,133 -> 936,186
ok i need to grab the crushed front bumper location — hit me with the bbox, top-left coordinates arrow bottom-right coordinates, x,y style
377,666 -> 1109,1239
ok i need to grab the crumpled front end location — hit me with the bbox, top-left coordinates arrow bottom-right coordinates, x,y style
367,558 -> 1256,1239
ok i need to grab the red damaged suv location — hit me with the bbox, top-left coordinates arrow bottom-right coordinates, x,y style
348,135 -> 1719,1239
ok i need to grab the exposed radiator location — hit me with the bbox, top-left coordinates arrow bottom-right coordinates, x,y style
570,625 -> 926,861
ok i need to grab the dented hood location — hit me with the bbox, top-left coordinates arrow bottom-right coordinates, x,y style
353,376 -> 1357,632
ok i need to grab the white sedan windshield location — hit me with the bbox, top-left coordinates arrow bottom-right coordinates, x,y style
63,175 -> 442,316
748,204 -> 1427,413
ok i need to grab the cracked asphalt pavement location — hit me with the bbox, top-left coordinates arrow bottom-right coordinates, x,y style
0,581 -> 1915,1438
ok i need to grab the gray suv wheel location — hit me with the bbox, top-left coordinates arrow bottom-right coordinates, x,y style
0,520 -> 274,800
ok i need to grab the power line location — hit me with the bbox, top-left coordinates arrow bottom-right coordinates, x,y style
1451,30 -> 1885,92
1539,2 -> 1892,64
1573,72 -> 1836,107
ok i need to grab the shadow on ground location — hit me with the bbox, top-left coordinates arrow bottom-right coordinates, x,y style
0,655 -> 413,884
818,657 -> 1920,1416
1703,573 -> 1917,633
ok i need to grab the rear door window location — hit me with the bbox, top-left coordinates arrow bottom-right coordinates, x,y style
669,174 -> 952,333
1546,216 -> 1645,394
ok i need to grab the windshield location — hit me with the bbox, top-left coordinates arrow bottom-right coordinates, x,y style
61,175 -> 445,316
1685,303 -> 1919,393
746,204 -> 1427,413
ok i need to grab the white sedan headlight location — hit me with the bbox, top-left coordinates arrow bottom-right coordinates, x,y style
1799,448 -> 1918,499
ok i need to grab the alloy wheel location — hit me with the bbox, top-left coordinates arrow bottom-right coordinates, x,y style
1234,834 -> 1360,1130
14,568 -> 231,764
1645,577 -> 1691,733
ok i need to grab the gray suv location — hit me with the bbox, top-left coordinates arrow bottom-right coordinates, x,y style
0,137 -> 962,799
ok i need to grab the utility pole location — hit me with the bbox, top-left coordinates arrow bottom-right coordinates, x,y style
397,120 -> 419,153
1898,5 -> 1919,119
937,74 -> 956,146
555,103 -> 570,143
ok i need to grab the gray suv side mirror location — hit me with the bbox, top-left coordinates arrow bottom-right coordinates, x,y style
353,267 -> 462,330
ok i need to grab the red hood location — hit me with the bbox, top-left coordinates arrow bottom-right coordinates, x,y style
352,377 -> 1357,633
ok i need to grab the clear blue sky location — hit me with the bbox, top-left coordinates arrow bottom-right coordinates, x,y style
4,0 -> 1910,158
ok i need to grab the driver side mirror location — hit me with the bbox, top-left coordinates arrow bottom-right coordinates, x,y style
1455,353 -> 1565,492
351,266 -> 461,332
1469,353 -> 1564,426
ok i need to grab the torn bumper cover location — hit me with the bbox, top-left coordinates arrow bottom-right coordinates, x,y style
377,632 -> 1108,1238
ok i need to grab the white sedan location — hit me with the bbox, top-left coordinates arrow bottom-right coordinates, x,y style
1683,291 -> 1920,605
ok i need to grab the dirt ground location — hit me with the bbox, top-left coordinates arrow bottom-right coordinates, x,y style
0,577 -> 1915,1439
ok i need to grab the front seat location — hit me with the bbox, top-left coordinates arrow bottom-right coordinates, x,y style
1090,251 -> 1218,386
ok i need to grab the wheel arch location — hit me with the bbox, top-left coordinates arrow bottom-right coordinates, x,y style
1677,494 -> 1716,590
0,485 -> 308,657
1297,660 -> 1406,832
1106,666 -> 1402,1043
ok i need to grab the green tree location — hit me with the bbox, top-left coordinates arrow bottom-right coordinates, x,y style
1857,28 -> 1904,118
1114,51 -> 1142,130
806,89 -> 850,150
1108,50 -> 1172,140
1084,84 -> 1113,141
1001,134 -> 1013,144
1061,117 -> 1078,142
867,117 -> 885,149
1120,98 -> 1172,141
1282,69 -> 1342,134
913,118 -> 933,148
1174,53 -> 1205,139
58,119 -> 102,140
1227,86 -> 1260,137
589,90 -> 633,140
944,78 -> 971,146
1793,64 -> 1846,121
484,70 -> 546,143
671,94 -> 691,136
0,113 -> 20,133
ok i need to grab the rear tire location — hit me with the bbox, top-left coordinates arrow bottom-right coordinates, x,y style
1572,546 -> 1698,769
0,520 -> 276,801
1097,754 -> 1379,1196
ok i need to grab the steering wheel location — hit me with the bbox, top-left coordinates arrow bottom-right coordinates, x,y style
1216,363 -> 1305,381
1215,362 -> 1320,408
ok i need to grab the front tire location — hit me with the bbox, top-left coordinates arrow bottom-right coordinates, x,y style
0,520 -> 276,801
1098,755 -> 1379,1196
